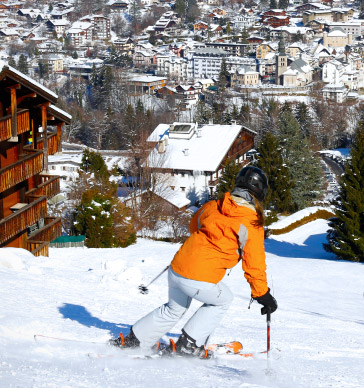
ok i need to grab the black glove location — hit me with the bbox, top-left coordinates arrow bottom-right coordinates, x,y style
254,289 -> 277,315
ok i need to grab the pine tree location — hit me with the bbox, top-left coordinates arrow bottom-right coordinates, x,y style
324,113 -> 364,262
270,0 -> 278,8
8,56 -> 16,67
278,107 -> 323,209
255,131 -> 295,213
215,159 -> 242,199
194,100 -> 212,124
218,58 -> 229,89
175,0 -> 186,18
17,54 -> 29,74
278,0 -> 289,9
294,102 -> 313,139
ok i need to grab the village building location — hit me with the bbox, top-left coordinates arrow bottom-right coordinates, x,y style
322,29 -> 353,48
230,66 -> 260,87
145,122 -> 256,203
129,75 -> 167,94
0,61 -> 71,256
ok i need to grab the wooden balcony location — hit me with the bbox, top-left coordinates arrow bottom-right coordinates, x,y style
25,175 -> 60,199
27,241 -> 49,257
17,109 -> 30,135
27,217 -> 62,257
0,195 -> 47,246
0,110 -> 30,142
37,132 -> 59,155
0,149 -> 43,194
0,115 -> 12,142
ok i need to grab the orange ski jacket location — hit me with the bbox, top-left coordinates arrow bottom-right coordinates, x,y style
170,192 -> 268,298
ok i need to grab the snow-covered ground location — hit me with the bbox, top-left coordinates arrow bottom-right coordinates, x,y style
1,217 -> 364,387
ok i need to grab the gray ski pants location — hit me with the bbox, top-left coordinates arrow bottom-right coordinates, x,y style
132,267 -> 233,348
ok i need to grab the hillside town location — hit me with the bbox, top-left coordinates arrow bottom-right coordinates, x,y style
1,0 -> 364,255
1,0 -> 364,101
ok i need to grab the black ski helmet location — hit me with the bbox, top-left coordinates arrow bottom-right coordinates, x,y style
234,166 -> 268,203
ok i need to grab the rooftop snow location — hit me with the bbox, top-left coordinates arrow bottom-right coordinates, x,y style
147,123 -> 249,172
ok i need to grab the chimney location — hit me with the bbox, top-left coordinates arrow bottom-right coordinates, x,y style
158,140 -> 165,153
197,129 -> 202,137
209,119 -> 213,125
184,148 -> 189,156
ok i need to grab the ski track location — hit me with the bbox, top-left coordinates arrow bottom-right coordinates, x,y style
1,227 -> 364,388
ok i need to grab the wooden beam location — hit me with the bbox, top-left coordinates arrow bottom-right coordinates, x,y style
17,92 -> 37,105
10,87 -> 17,137
41,105 -> 48,172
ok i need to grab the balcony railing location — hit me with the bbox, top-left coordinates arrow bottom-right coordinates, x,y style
27,217 -> 62,257
37,132 -> 59,155
0,115 -> 11,142
0,195 -> 47,246
17,109 -> 30,135
28,217 -> 62,244
27,241 -> 49,257
0,149 -> 43,194
0,110 -> 30,142
25,175 -> 60,199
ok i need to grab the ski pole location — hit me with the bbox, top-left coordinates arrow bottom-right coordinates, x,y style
267,309 -> 271,355
138,265 -> 169,294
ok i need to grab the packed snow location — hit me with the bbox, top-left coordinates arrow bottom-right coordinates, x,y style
1,215 -> 363,388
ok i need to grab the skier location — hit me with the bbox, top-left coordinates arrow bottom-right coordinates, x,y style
110,166 -> 277,358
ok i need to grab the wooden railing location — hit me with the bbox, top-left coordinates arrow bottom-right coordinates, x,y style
17,109 -> 30,135
27,241 -> 49,257
27,217 -> 62,257
28,217 -> 62,244
0,149 -> 43,193
0,196 -> 47,246
0,115 -> 12,142
37,132 -> 59,155
25,175 -> 60,199
0,110 -> 30,142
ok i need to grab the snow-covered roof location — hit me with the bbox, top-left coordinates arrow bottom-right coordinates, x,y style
153,186 -> 191,209
0,60 -> 58,99
147,122 -> 255,172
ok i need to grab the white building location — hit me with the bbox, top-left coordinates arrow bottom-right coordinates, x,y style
156,54 -> 189,81
146,122 -> 256,204
322,59 -> 349,84
322,84 -> 347,103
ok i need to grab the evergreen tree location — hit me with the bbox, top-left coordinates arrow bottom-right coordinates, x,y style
255,131 -> 294,213
241,28 -> 249,44
218,58 -> 229,89
215,159 -> 242,199
278,0 -> 289,9
74,150 -> 136,248
73,189 -> 136,248
270,0 -> 278,8
17,54 -> 28,74
194,100 -> 212,124
175,0 -> 186,18
294,101 -> 313,139
80,149 -> 110,181
278,106 -> 323,209
8,56 -> 16,67
130,0 -> 142,34
324,113 -> 364,262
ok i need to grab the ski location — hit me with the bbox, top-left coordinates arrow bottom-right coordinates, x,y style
206,341 -> 242,354
87,341 -> 243,360
34,334 -> 104,345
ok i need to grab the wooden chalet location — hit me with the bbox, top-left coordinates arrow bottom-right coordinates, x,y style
0,62 -> 71,256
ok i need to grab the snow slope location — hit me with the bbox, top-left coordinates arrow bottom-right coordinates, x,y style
1,219 -> 364,388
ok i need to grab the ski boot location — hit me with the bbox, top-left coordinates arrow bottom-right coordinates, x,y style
109,328 -> 140,349
172,330 -> 212,359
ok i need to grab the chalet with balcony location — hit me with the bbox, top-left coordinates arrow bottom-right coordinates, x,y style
146,122 -> 256,203
0,61 -> 71,256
